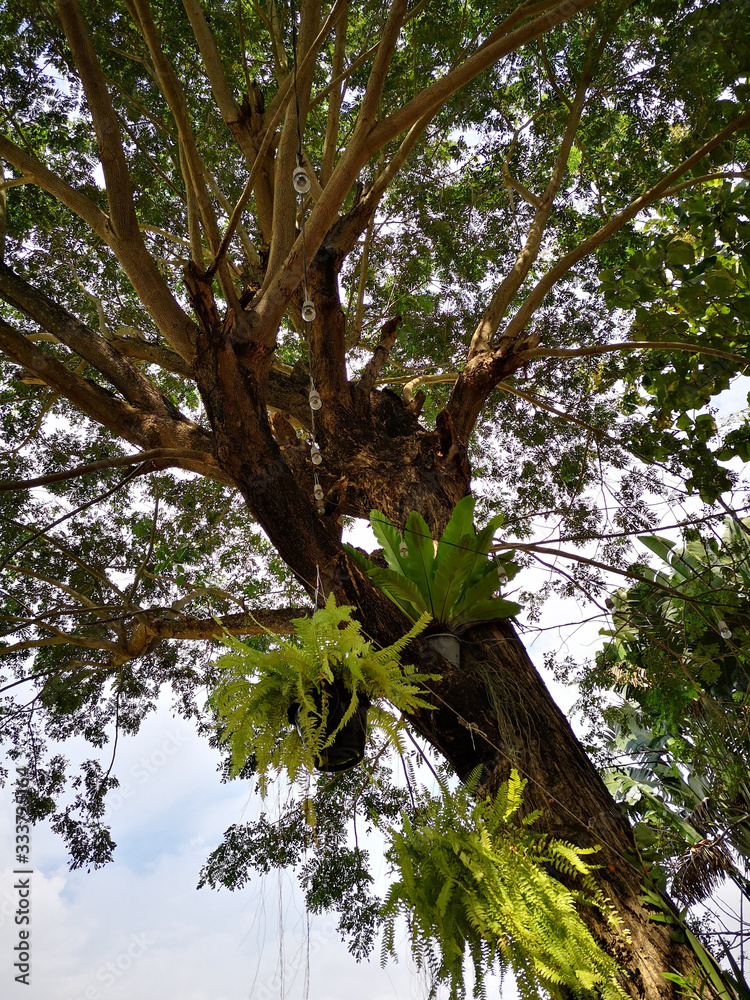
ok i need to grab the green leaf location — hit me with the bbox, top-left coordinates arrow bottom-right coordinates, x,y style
431,532 -> 480,624
638,534 -> 677,565
342,543 -> 376,574
367,567 -> 428,621
451,597 -> 522,629
369,509 -> 409,575
451,566 -> 505,622
403,510 -> 437,610
666,239 -> 696,266
434,495 -> 475,574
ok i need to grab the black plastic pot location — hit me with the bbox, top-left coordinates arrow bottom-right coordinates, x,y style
287,680 -> 370,772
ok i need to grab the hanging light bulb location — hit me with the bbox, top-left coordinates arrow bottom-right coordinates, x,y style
314,485 -> 324,501
718,620 -> 732,639
399,541 -> 408,557
292,165 -> 311,194
301,299 -> 316,323
316,502 -> 325,516
310,442 -> 322,465
309,388 -> 322,410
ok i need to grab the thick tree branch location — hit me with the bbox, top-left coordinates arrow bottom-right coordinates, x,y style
356,0 -> 408,131
321,0 -> 348,187
0,449 -> 209,493
356,316 -> 402,395
144,607 -> 309,640
0,263 -> 175,413
56,0 -> 141,241
207,0 -> 351,275
265,0 -> 322,283
367,0 -> 600,150
0,316 -> 225,480
0,316 -> 148,440
107,335 -> 192,376
181,0 -> 241,126
54,0 -> 199,360
0,635 -> 125,658
498,111 -> 750,348
0,135 -> 110,241
250,0 -> 600,352
309,0 -> 438,112
446,110 -> 750,444
128,0 -> 240,310
334,108 -> 438,261
468,32 -> 602,358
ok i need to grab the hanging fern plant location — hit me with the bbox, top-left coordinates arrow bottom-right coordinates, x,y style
210,595 -> 432,790
344,496 -> 521,630
381,770 -> 628,1000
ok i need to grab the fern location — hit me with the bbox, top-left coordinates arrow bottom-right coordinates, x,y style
344,496 -> 522,630
381,771 -> 629,1000
209,595 -> 432,790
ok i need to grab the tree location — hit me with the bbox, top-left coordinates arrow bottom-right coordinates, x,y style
1,0 -> 749,994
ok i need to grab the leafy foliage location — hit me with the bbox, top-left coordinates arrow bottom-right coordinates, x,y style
381,769 -> 628,1000
345,497 -> 521,629
580,521 -> 750,964
210,595 -> 431,789
1,0 -> 750,989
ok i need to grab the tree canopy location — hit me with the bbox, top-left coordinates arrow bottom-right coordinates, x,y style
1,0 -> 750,995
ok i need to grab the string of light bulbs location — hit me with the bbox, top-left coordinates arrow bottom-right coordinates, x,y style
290,5 -> 325,519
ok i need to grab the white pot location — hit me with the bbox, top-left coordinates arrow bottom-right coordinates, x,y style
427,632 -> 461,667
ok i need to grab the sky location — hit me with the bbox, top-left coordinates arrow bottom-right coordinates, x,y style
2,378 -> 749,1000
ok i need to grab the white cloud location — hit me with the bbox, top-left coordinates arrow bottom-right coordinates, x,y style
0,702 -> 478,1000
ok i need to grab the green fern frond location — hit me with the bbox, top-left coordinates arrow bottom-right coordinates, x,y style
381,771 -> 629,1000
209,595 -> 432,789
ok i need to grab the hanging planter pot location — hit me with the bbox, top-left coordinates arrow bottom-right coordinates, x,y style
426,631 -> 462,668
287,680 -> 370,773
